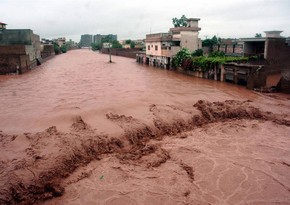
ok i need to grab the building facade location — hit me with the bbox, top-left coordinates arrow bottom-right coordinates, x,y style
93,34 -> 118,44
219,31 -> 290,92
0,24 -> 42,74
137,18 -> 201,68
80,34 -> 93,47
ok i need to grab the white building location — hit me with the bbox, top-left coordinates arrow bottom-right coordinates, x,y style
140,18 -> 201,68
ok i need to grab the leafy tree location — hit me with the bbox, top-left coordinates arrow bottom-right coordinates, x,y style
172,15 -> 187,27
202,35 -> 220,47
172,48 -> 191,67
53,43 -> 60,55
191,49 -> 203,57
91,42 -> 100,51
111,40 -> 122,48
125,39 -> 132,44
255,33 -> 262,38
60,44 -> 67,53
130,41 -> 135,48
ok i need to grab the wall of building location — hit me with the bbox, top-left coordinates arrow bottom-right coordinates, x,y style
180,31 -> 199,52
243,41 -> 265,56
41,44 -> 55,59
0,29 -> 34,45
0,45 -> 36,74
80,34 -> 93,47
101,48 -> 142,59
0,45 -> 26,55
264,38 -> 290,72
146,42 -> 162,56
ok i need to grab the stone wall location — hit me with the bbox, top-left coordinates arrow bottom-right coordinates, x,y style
101,48 -> 142,59
264,38 -> 290,73
0,29 -> 34,45
213,44 -> 243,56
0,45 -> 26,55
0,54 -> 31,74
0,45 -> 33,74
41,45 -> 55,59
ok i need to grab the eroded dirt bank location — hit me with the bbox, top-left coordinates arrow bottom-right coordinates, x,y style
1,99 -> 290,205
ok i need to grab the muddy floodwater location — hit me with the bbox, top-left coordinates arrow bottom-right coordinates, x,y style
0,49 -> 290,205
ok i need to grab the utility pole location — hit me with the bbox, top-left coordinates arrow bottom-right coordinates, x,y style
109,37 -> 112,63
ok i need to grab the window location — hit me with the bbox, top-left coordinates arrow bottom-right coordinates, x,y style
148,45 -> 150,50
155,45 -> 158,51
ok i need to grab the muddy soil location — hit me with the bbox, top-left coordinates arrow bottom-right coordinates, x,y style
1,50 -> 290,205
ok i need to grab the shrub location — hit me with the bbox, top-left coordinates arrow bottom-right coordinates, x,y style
191,49 -> 203,57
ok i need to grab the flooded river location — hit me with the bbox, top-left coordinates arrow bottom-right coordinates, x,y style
1,49 -> 290,205
0,49 -> 261,134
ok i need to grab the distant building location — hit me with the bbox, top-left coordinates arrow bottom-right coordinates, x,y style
0,23 -> 42,74
93,34 -> 118,44
56,37 -> 66,46
120,39 -> 145,49
106,34 -> 117,41
93,34 -> 103,44
212,39 -> 244,56
221,31 -> 290,92
41,38 -> 53,45
80,34 -> 93,47
0,22 -> 7,30
137,18 -> 201,68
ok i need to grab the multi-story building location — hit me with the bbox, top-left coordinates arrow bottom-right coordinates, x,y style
137,18 -> 201,68
0,23 -> 42,74
56,37 -> 66,47
93,34 -> 118,44
93,34 -> 103,44
80,34 -> 93,47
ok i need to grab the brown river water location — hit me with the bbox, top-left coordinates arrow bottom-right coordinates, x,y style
1,49 -> 290,205
0,49 -> 263,134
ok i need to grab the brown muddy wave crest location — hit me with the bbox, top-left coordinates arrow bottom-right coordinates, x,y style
0,100 -> 289,205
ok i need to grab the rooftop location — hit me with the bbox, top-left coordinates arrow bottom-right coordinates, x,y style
239,38 -> 266,42
145,33 -> 172,42
187,18 -> 200,21
0,22 -> 7,25
169,27 -> 201,34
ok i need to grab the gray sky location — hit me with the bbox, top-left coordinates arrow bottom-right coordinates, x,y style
1,0 -> 289,42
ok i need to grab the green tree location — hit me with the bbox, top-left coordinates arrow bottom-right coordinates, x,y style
111,40 -> 122,48
255,33 -> 262,38
172,48 -> 191,67
53,43 -> 60,55
60,44 -> 67,53
192,49 -> 203,57
91,42 -> 100,51
172,15 -> 187,27
202,35 -> 220,47
125,39 -> 132,44
130,41 -> 135,48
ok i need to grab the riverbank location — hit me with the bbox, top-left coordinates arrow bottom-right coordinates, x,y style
1,50 -> 290,204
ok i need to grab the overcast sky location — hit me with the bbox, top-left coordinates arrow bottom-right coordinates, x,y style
1,0 -> 289,42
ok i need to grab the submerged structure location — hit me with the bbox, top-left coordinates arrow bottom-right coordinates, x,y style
137,18 -> 202,69
0,22 -> 42,74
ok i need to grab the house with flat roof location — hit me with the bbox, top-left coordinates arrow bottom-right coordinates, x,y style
137,18 -> 201,69
0,22 -> 7,30
221,31 -> 290,92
